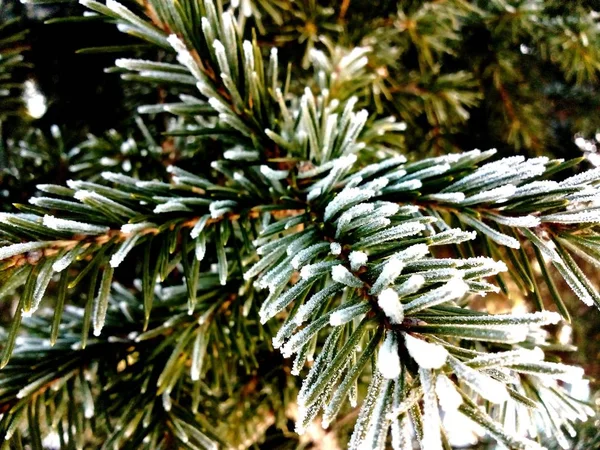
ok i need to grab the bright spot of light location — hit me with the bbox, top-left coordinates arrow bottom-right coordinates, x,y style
520,44 -> 531,54
558,324 -> 572,345
567,379 -> 591,402
42,432 -> 61,450
587,152 -> 600,167
575,135 -> 597,152
23,79 -> 47,119
575,133 -> 600,166
230,0 -> 252,16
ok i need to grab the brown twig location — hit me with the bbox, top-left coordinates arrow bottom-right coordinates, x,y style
339,0 -> 351,20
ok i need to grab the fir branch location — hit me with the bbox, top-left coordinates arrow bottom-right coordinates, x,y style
2,1 -> 600,448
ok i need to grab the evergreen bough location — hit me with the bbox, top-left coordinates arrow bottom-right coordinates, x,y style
0,0 -> 599,448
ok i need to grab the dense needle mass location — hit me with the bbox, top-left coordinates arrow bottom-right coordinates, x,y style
0,0 -> 599,448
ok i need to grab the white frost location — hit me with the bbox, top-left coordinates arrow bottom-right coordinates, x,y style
377,332 -> 401,379
223,147 -> 259,161
330,242 -> 342,255
43,215 -> 109,235
419,367 -> 443,450
396,274 -> 426,297
121,222 -> 154,234
331,265 -> 364,288
348,250 -> 368,271
0,241 -> 48,260
370,257 -> 404,295
435,374 -> 463,412
377,289 -> 404,325
404,333 -> 448,369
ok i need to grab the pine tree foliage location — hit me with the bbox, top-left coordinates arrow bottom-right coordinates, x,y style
1,0 -> 599,448
0,6 -> 29,120
0,4 -> 35,207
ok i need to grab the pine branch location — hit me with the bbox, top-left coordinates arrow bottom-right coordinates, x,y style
1,1 -> 599,448
0,159 -> 306,346
333,149 -> 600,314
239,148 -> 596,447
0,266 -> 293,449
0,16 -> 30,119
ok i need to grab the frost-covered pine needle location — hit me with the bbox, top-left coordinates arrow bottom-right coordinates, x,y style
324,187 -> 376,222
391,412 -> 413,450
419,367 -> 443,450
260,165 -> 289,180
460,184 -> 517,205
375,201 -> 402,217
468,347 -> 544,368
377,332 -> 402,379
459,214 -> 520,249
27,262 -> 54,316
43,215 -> 109,235
121,222 -> 155,234
330,242 -> 342,255
355,221 -> 427,248
508,360 -> 585,382
299,260 -> 337,280
209,200 -> 236,219
109,234 -> 141,268
348,372 -> 384,450
395,274 -> 426,297
435,374 -> 463,412
486,213 -> 541,228
447,356 -> 509,404
384,179 -> 422,193
404,163 -> 451,182
52,247 -> 83,273
377,289 -> 404,325
259,279 -> 314,324
223,147 -> 259,161
335,203 -> 375,238
403,334 -> 448,369
0,241 -> 49,260
423,310 -> 561,326
429,228 -> 477,245
370,257 -> 405,295
166,34 -> 206,83
424,192 -> 466,203
362,176 -> 389,192
560,167 -> 600,187
394,243 -> 430,262
291,242 -> 330,269
331,265 -> 364,288
349,251 -> 368,271
190,215 -> 210,239
460,256 -> 508,277
195,234 -> 206,261
541,209 -> 600,224
243,247 -> 286,281
403,277 -> 469,314
153,201 -> 192,214
296,283 -> 344,325
330,302 -> 371,327
285,230 -> 318,257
